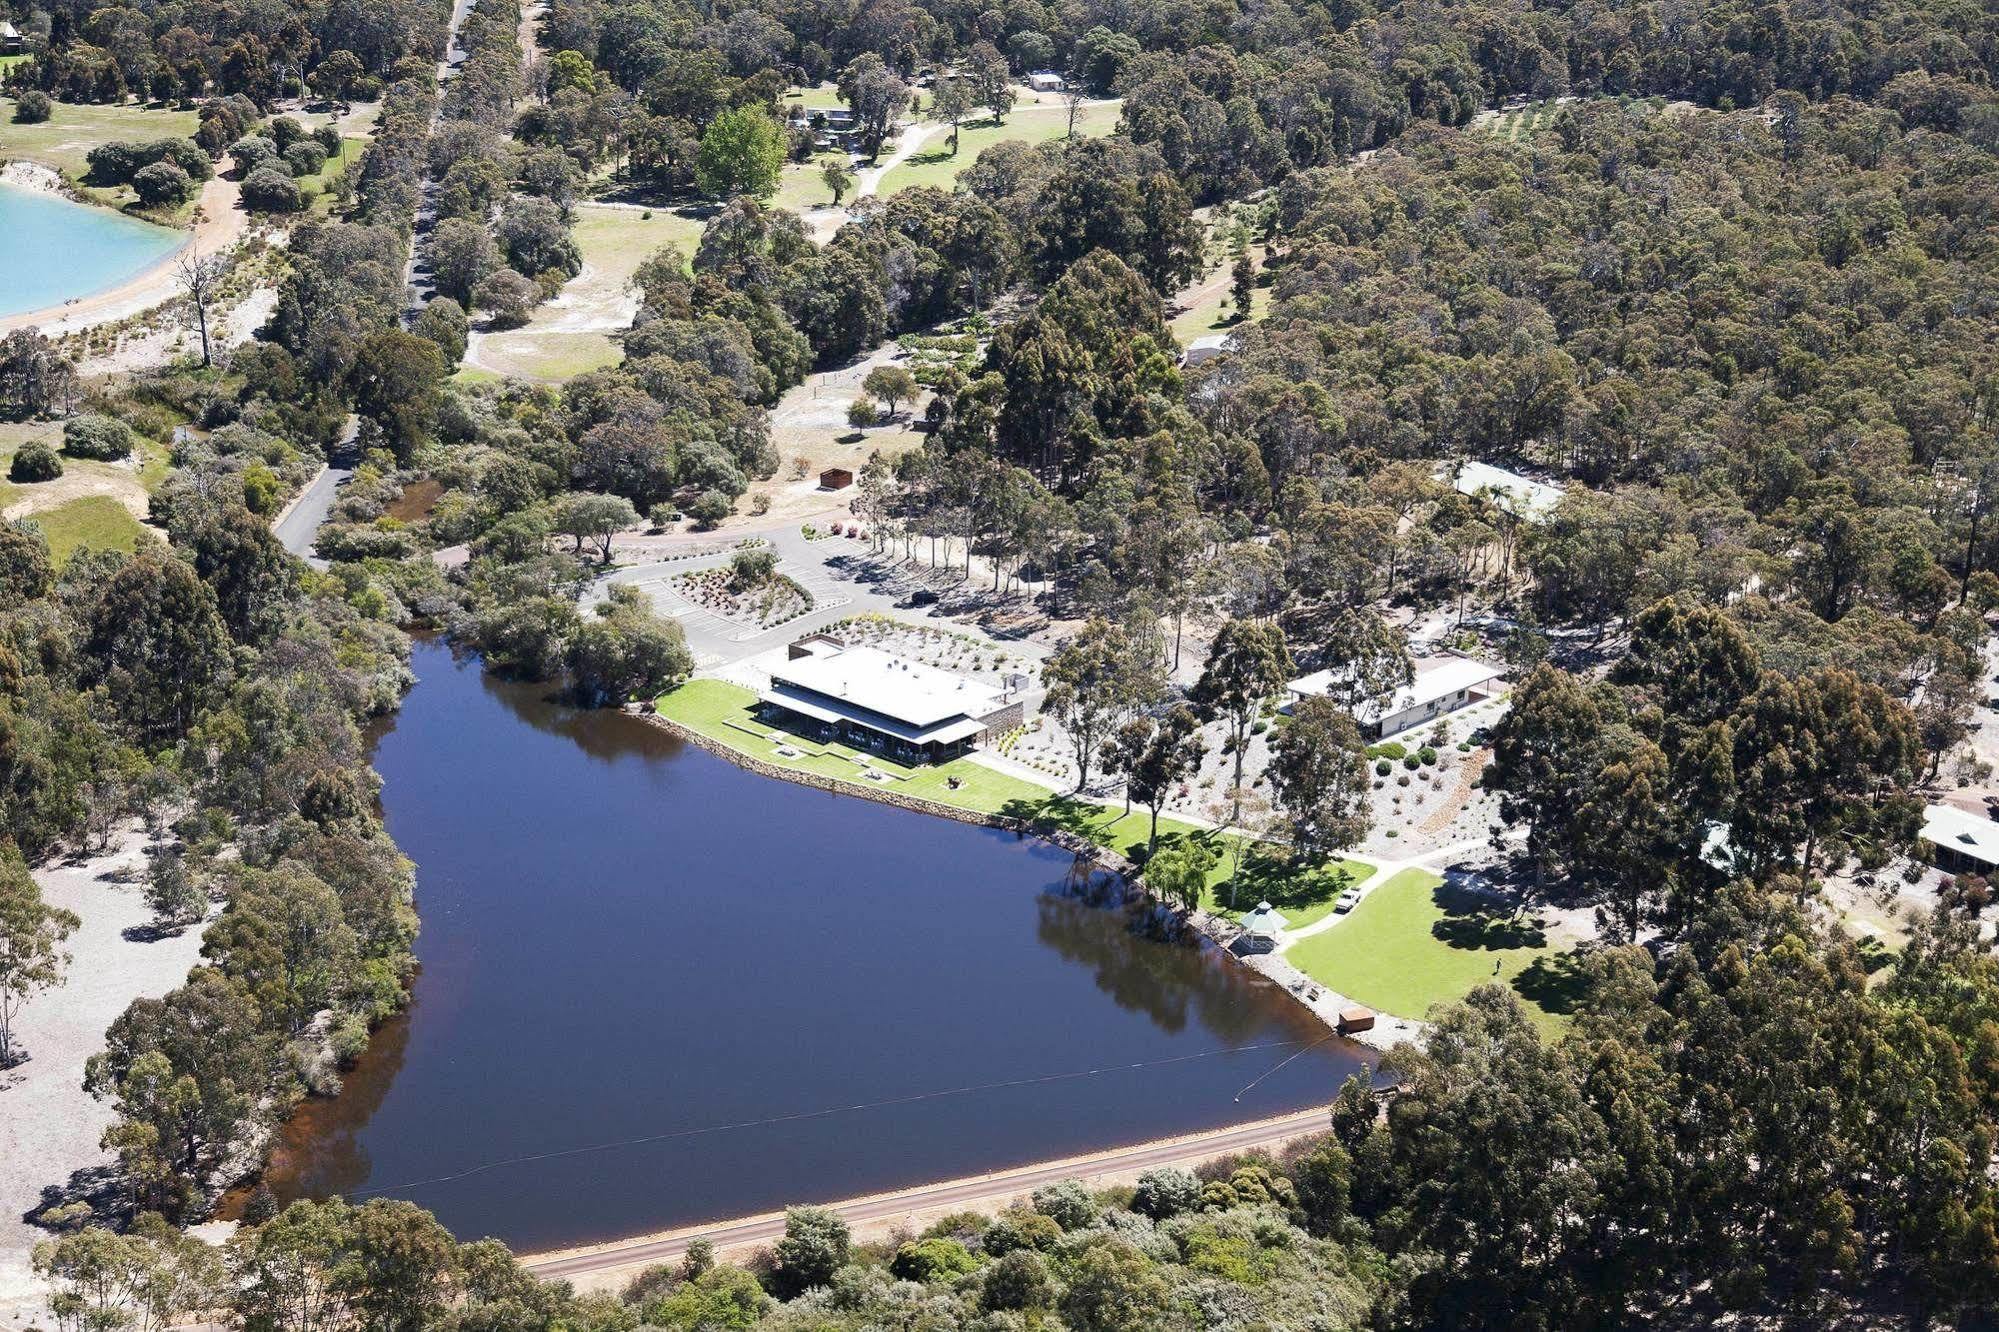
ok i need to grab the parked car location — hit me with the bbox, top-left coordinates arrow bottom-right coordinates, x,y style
1334,888 -> 1362,913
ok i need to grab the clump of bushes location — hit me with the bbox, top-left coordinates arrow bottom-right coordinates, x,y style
12,90 -> 52,124
1418,746 -> 1438,766
1367,741 -> 1407,761
241,166 -> 303,212
9,443 -> 63,482
1375,758 -> 1392,776
131,160 -> 195,208
62,414 -> 135,461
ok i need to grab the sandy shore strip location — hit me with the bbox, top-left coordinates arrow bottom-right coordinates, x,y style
0,827 -> 208,1331
0,173 -> 248,338
523,1105 -> 1335,1292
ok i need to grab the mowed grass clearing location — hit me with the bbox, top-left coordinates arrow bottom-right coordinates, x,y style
1286,868 -> 1586,1037
0,97 -> 199,180
656,677 -> 1369,915
879,100 -> 1120,197
26,495 -> 147,563
468,204 -> 705,382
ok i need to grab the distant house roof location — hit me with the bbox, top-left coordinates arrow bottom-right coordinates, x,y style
1922,804 -> 1999,869
0,22 -> 19,37
1026,70 -> 1065,90
1181,333 -> 1234,366
764,645 -> 1007,746
1441,460 -> 1566,522
1289,652 -> 1501,724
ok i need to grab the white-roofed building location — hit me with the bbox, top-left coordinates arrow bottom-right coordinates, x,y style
1442,460 -> 1566,523
1181,332 -> 1233,367
1920,803 -> 1999,875
1287,652 -> 1503,738
759,639 -> 1024,764
1026,70 -> 1065,92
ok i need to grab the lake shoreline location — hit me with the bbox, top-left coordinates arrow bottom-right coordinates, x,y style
631,702 -> 1409,1053
0,171 -> 247,337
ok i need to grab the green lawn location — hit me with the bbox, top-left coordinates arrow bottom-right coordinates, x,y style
879,100 -> 1120,197
304,136 -> 366,215
772,151 -> 854,214
656,677 -> 1367,911
1285,869 -> 1585,1036
0,96 -> 199,180
23,495 -> 147,564
466,205 -> 703,382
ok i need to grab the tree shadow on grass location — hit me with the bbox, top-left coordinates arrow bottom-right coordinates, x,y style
1429,882 -> 1549,951
1511,949 -> 1592,1017
1230,852 -> 1355,914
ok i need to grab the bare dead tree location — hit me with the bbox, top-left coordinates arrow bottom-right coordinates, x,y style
1063,78 -> 1087,137
176,248 -> 227,368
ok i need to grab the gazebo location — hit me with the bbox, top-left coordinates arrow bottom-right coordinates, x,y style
1238,902 -> 1289,952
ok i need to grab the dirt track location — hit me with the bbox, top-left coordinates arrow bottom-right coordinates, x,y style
523,1105 -> 1331,1290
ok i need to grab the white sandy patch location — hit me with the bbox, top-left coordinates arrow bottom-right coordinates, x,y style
0,162 -> 62,195
0,827 -> 208,1330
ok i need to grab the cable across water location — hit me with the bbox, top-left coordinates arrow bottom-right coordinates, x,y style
354,1038 -> 1323,1198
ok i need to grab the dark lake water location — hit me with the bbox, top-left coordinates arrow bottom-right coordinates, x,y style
261,638 -> 1365,1251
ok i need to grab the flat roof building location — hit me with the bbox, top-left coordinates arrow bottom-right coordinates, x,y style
1288,652 -> 1502,738
1441,460 -> 1565,523
1026,71 -> 1065,92
759,641 -> 1024,764
1921,804 -> 1999,875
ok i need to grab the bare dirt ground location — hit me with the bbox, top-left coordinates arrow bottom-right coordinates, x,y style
0,423 -> 153,522
739,342 -> 931,528
0,827 -> 207,1330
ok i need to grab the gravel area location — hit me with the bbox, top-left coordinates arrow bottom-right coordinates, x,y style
0,828 -> 207,1329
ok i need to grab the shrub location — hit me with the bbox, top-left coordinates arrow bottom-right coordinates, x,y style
889,1238 -> 978,1282
12,91 -> 52,124
1031,1179 -> 1097,1230
241,166 -> 304,212
472,268 -> 537,328
749,493 -> 771,515
230,136 -> 281,176
61,415 -> 134,462
1131,1166 -> 1201,1220
9,443 -> 63,483
132,161 -> 195,208
687,490 -> 732,528
283,140 -> 328,177
1375,758 -> 1392,776
312,125 -> 342,156
846,396 -> 878,429
1367,741 -> 1406,761
1403,755 -> 1420,770
647,502 -> 678,530
1418,746 -> 1438,766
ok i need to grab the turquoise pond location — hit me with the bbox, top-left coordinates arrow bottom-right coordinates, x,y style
0,182 -> 184,318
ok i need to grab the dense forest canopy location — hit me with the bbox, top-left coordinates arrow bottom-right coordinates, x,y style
8,0 -> 1999,1324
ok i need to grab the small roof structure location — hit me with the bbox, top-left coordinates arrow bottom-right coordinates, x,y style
1240,901 -> 1289,939
1441,460 -> 1565,522
1289,652 -> 1501,727
1026,70 -> 1065,91
1181,332 -> 1233,366
1922,804 -> 1999,871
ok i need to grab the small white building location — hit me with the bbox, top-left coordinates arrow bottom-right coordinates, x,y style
1026,70 -> 1065,93
1180,333 -> 1233,367
1441,460 -> 1565,523
1920,803 -> 1999,876
1288,652 -> 1502,739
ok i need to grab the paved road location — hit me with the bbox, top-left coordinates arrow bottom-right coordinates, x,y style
523,1105 -> 1330,1283
273,417 -> 358,563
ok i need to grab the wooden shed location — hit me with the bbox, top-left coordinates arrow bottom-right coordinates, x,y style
820,467 -> 854,490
